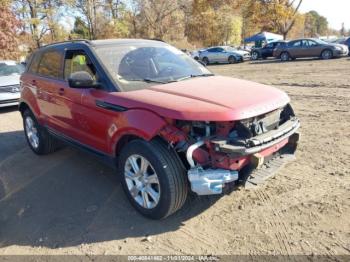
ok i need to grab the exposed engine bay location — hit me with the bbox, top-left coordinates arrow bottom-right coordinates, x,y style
160,104 -> 300,195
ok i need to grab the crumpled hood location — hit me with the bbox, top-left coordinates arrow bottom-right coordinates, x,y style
0,74 -> 20,87
112,76 -> 290,121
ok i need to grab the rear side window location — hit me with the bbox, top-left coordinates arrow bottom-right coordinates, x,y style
37,50 -> 63,79
28,53 -> 41,74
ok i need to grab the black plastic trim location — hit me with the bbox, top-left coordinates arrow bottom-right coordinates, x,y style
95,100 -> 128,112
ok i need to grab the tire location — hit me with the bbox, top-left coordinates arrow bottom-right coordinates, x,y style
202,57 -> 209,65
228,55 -> 237,64
251,51 -> 259,60
118,138 -> 188,219
23,109 -> 60,155
321,49 -> 333,60
280,52 -> 290,62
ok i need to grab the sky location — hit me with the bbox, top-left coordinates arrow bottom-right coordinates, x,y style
299,0 -> 350,30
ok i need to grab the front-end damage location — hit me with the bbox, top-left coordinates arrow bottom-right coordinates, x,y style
159,104 -> 300,195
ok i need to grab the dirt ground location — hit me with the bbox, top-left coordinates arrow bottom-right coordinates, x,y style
0,57 -> 349,257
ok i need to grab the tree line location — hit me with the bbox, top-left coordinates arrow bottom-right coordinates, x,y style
0,0 -> 347,60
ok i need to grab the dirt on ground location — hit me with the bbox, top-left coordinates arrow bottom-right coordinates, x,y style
0,57 -> 349,257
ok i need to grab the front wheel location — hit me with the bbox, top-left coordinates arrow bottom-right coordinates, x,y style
228,56 -> 237,64
251,51 -> 259,60
321,49 -> 333,60
118,139 -> 188,219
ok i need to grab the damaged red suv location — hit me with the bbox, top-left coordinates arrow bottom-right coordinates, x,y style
20,39 -> 300,219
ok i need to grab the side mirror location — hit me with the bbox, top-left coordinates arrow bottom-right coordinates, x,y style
68,71 -> 99,89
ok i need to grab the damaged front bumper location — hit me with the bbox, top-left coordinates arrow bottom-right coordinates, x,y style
186,118 -> 300,195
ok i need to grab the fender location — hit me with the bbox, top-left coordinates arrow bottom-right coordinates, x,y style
109,109 -> 167,155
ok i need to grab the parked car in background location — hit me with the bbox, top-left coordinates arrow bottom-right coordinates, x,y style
273,38 -> 349,61
251,41 -> 286,60
335,37 -> 350,56
199,46 -> 250,65
19,39 -> 299,219
0,60 -> 25,108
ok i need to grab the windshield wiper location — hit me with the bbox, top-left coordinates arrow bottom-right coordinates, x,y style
124,78 -> 167,84
174,73 -> 215,82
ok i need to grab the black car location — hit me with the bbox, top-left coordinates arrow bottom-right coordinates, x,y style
251,41 -> 286,60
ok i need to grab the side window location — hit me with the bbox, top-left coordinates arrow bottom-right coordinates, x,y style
290,41 -> 302,47
37,50 -> 63,78
266,43 -> 273,48
217,48 -> 224,52
64,50 -> 98,81
28,53 -> 41,74
302,40 -> 309,47
308,40 -> 318,47
207,48 -> 216,53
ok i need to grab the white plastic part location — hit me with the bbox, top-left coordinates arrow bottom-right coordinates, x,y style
187,167 -> 239,195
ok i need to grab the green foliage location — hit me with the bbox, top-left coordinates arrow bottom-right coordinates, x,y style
71,17 -> 90,39
304,11 -> 328,37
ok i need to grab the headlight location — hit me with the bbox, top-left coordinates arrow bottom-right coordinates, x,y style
334,46 -> 342,51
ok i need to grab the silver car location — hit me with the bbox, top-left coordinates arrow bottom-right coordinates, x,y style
0,61 -> 24,107
198,46 -> 251,65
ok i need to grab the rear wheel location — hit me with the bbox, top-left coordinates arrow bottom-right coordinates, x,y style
23,109 -> 60,155
118,139 -> 188,219
228,55 -> 237,64
321,49 -> 333,60
251,51 -> 259,60
280,52 -> 290,62
202,57 -> 209,65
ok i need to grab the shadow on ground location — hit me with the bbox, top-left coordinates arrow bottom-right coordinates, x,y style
0,131 -> 220,249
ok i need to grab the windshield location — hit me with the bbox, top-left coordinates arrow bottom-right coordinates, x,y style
224,46 -> 238,52
314,39 -> 329,45
0,63 -> 25,77
95,42 -> 212,91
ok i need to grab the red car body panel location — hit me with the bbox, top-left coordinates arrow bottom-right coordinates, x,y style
20,71 -> 297,173
110,76 -> 290,121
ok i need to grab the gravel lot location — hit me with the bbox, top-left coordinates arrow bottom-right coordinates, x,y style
0,57 -> 349,256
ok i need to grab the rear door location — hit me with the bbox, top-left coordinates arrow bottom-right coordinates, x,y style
206,48 -> 219,62
33,48 -> 65,127
288,40 -> 302,57
216,47 -> 227,62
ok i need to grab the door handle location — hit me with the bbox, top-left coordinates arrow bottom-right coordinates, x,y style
58,87 -> 65,95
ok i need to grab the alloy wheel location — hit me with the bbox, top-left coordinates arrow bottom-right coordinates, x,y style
25,116 -> 39,149
124,154 -> 160,209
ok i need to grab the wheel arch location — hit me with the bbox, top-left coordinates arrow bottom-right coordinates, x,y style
110,109 -> 167,156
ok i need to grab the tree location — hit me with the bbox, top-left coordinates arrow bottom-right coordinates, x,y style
13,0 -> 65,47
185,0 -> 242,46
0,1 -> 21,59
71,17 -> 90,38
244,0 -> 303,39
304,11 -> 328,37
133,0 -> 187,40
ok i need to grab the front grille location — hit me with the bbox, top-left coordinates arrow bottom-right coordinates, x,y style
0,84 -> 20,93
0,99 -> 19,104
236,104 -> 295,139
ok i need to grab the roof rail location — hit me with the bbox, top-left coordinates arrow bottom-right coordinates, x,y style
41,39 -> 92,48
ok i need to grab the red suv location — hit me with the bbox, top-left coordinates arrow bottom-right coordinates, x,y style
20,39 -> 300,219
